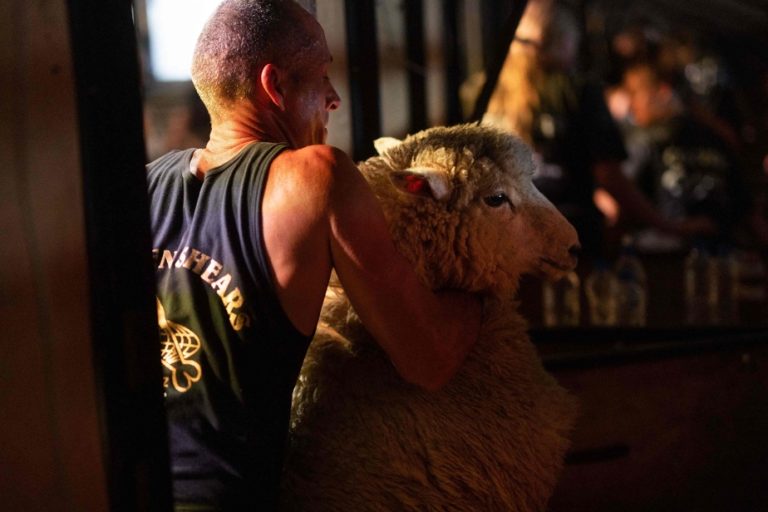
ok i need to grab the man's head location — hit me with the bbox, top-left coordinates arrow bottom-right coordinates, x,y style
191,0 -> 340,145
623,62 -> 682,127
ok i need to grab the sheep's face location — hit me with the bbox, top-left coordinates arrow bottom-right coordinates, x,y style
364,124 -> 580,296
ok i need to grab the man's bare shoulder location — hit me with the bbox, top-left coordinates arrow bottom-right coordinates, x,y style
269,144 -> 365,204
273,144 -> 356,177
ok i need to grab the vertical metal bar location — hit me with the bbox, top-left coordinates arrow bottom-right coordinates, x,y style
442,0 -> 464,125
480,0 -> 514,71
66,0 -> 172,510
405,0 -> 427,133
344,0 -> 381,161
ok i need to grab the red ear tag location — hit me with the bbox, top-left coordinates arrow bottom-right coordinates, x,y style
405,174 -> 426,194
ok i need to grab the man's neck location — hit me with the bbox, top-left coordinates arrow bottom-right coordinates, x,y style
197,101 -> 298,173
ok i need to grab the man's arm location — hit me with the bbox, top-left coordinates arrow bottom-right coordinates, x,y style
324,147 -> 481,391
593,160 -> 717,237
266,144 -> 481,391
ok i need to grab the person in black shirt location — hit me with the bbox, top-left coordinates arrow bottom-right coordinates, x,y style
622,60 -> 749,250
147,1 -> 482,509
483,0 -> 712,259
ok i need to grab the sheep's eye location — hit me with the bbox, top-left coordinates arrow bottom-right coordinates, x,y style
483,193 -> 510,208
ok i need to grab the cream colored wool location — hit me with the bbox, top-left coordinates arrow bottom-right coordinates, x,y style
281,124 -> 579,511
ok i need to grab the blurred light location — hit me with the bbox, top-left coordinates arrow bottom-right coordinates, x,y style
147,0 -> 224,81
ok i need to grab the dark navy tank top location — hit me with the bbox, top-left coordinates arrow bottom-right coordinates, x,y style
146,142 -> 312,510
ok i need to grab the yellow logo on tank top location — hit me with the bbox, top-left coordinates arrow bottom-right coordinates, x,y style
157,298 -> 202,393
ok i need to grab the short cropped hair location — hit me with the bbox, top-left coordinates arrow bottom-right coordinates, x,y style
191,0 -> 314,120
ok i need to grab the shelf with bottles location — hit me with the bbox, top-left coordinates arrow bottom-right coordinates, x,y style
526,236 -> 768,330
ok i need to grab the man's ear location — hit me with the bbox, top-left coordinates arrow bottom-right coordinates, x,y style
260,63 -> 285,111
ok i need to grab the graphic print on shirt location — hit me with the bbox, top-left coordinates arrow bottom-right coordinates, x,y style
158,298 -> 202,393
153,247 -> 252,332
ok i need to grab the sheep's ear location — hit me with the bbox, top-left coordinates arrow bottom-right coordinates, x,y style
373,137 -> 402,156
390,167 -> 452,202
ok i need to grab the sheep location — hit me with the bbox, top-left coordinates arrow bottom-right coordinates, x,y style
281,123 -> 580,511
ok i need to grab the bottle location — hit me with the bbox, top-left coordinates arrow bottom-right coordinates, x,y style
613,235 -> 647,326
542,271 -> 580,327
684,242 -> 711,325
708,244 -> 738,324
734,249 -> 767,324
585,259 -> 618,326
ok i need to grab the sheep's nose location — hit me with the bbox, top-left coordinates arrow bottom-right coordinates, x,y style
569,244 -> 581,259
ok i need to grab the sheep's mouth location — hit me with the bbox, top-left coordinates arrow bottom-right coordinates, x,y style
537,256 -> 576,279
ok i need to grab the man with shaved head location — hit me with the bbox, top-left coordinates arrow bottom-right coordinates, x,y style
146,1 -> 481,509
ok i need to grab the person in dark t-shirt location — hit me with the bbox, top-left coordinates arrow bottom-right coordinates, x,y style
147,1 -> 482,510
484,0 -> 714,259
622,61 -> 750,250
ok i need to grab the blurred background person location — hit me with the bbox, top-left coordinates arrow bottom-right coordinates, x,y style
620,60 -> 750,252
483,0 -> 710,262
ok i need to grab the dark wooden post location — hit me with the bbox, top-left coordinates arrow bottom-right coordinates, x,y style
67,0 -> 172,510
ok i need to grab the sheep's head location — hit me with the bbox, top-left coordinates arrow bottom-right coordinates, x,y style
359,123 -> 579,296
